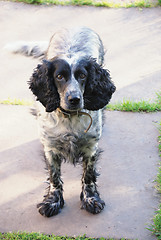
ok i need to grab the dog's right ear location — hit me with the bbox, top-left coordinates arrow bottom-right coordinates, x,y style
29,60 -> 60,112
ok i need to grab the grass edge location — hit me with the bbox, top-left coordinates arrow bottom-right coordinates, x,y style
0,232 -> 135,240
106,90 -> 161,112
0,97 -> 33,106
10,0 -> 160,8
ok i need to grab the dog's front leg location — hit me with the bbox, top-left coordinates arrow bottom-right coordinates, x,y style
37,151 -> 64,217
80,153 -> 105,214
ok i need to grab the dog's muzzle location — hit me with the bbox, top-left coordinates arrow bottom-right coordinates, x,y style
60,78 -> 84,111
67,91 -> 82,110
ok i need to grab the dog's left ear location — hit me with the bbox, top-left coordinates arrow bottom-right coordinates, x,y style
84,60 -> 116,110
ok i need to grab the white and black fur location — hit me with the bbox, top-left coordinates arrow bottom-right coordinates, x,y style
9,27 -> 116,217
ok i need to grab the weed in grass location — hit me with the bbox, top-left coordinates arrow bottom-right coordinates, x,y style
147,204 -> 161,239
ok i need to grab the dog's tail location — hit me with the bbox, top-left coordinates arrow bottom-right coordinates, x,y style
4,41 -> 49,58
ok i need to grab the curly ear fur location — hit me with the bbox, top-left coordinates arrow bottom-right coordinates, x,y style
29,60 -> 60,112
84,59 -> 116,110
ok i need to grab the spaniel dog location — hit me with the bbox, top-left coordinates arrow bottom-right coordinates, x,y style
8,27 -> 116,217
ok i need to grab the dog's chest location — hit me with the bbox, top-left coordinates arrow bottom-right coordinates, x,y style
38,110 -> 102,163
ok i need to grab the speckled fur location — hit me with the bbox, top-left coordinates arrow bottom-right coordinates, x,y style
28,27 -> 116,217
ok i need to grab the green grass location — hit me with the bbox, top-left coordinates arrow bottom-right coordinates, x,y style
0,232 -> 54,240
0,97 -> 33,106
69,0 -> 154,8
106,90 -> 161,112
106,99 -> 161,112
158,0 -> 161,5
0,232 -> 132,240
13,0 -> 158,7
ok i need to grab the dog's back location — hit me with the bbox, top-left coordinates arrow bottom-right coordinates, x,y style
46,27 -> 104,65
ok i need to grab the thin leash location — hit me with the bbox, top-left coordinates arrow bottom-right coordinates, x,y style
57,107 -> 93,133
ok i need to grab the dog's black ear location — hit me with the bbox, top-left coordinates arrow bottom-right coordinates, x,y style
29,60 -> 60,112
84,59 -> 116,110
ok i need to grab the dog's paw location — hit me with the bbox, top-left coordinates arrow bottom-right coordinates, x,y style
80,192 -> 105,214
37,191 -> 64,217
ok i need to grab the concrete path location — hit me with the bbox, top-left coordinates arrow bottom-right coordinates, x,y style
0,2 -> 161,239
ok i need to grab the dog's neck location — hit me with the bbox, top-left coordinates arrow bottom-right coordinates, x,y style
57,107 -> 80,117
57,107 -> 93,133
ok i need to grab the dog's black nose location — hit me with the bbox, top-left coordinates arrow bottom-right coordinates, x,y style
68,95 -> 80,106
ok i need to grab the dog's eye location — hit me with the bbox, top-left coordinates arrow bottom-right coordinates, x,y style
56,74 -> 64,81
79,73 -> 86,80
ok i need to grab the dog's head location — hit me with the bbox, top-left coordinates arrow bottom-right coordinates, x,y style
29,57 -> 116,112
